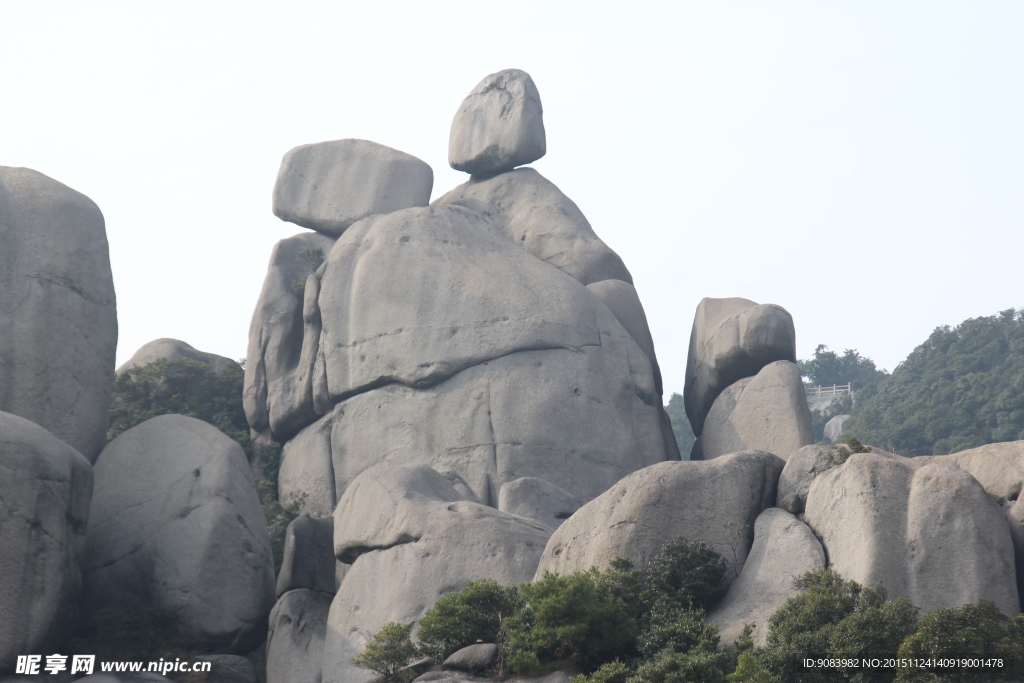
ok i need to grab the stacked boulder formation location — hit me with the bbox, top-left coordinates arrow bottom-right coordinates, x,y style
252,68 -> 674,683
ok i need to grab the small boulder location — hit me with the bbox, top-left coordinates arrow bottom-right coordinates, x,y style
498,477 -> 582,529
116,338 -> 240,375
273,139 -> 433,237
823,414 -> 851,443
706,508 -> 825,647
84,415 -> 276,652
443,643 -> 499,672
0,166 -> 117,463
684,298 -> 796,436
534,451 -> 784,583
448,69 -> 545,176
0,411 -> 92,673
804,453 -> 1019,614
277,515 -> 337,598
333,464 -> 469,563
267,589 -> 332,683
700,361 -> 813,460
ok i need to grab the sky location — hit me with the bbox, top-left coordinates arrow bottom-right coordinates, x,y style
2,1 -> 1022,398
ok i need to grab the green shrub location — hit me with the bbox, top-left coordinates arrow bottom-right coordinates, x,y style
641,537 -> 728,612
571,660 -> 632,683
416,578 -> 523,662
351,622 -> 419,682
637,605 -> 719,659
508,569 -> 640,673
824,436 -> 871,467
628,646 -> 730,683
726,652 -> 779,683
895,600 -> 1023,681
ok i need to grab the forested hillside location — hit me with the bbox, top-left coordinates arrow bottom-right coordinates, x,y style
845,309 -> 1024,456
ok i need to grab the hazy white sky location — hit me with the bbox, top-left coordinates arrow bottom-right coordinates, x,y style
3,1 -> 1022,397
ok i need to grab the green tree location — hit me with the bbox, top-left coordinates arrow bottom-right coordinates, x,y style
846,309 -> 1024,455
351,622 -> 419,682
641,538 -> 728,613
416,578 -> 523,663
664,393 -> 697,458
799,345 -> 888,397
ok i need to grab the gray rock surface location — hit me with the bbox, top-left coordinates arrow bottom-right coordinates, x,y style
0,412 -> 92,673
777,443 -> 898,514
328,343 -> 666,507
243,232 -> 336,441
586,279 -> 661,393
84,415 -> 276,652
443,643 -> 498,673
448,69 -> 545,176
116,338 -> 240,375
684,298 -> 796,436
318,204 -> 622,400
700,361 -> 814,460
322,502 -> 551,683
706,508 -> 825,647
273,139 -> 433,237
0,166 -> 117,463
268,589 -> 332,683
277,515 -> 337,598
534,451 -> 784,583
333,464 -> 468,563
804,453 -> 1019,614
433,168 -> 632,286
823,414 -> 851,443
497,477 -> 581,530
279,412 -> 336,516
194,655 -> 258,683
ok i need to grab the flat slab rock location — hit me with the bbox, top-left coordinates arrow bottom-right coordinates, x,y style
84,415 -> 276,653
0,411 -> 92,672
534,450 -> 784,584
273,139 -> 433,237
0,166 -> 117,463
448,69 -> 545,176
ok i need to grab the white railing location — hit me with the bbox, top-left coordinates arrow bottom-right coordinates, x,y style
805,383 -> 852,397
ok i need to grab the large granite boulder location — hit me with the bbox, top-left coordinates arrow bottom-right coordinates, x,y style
0,412 -> 92,673
706,508 -> 825,647
699,361 -> 813,460
243,232 -> 336,441
117,338 -> 240,375
0,166 -> 117,463
268,589 -> 333,683
684,298 -> 795,436
84,415 -> 276,652
586,279 -> 662,394
804,452 -> 1019,615
273,139 -> 433,237
323,501 -> 551,683
448,69 -> 545,177
534,451 -> 784,583
328,343 -> 666,507
433,168 -> 632,286
498,477 -> 581,530
777,444 -> 897,514
278,412 -> 336,516
277,515 -> 337,598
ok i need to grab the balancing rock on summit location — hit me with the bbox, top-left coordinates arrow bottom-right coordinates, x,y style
273,139 -> 433,237
684,298 -> 796,436
0,166 -> 117,463
448,68 -> 546,176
